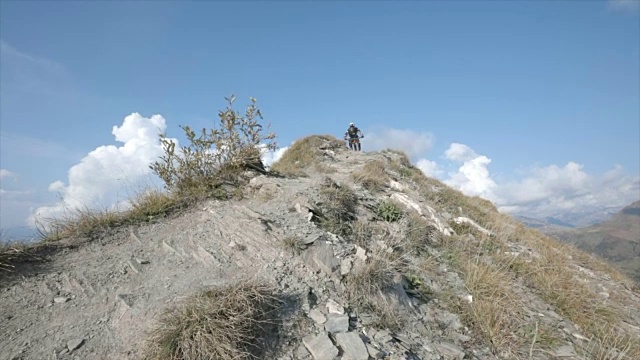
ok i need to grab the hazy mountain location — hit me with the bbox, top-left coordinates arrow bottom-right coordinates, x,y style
516,205 -> 625,230
514,215 -> 575,231
548,200 -> 640,282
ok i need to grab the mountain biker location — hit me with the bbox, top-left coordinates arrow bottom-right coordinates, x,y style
344,122 -> 364,151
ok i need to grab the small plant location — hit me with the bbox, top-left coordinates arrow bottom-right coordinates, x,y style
282,235 -> 305,255
150,95 -> 277,199
145,279 -> 282,360
376,201 -> 403,222
405,273 -> 436,301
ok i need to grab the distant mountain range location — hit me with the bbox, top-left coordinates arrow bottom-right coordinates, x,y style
519,201 -> 640,282
515,205 -> 625,230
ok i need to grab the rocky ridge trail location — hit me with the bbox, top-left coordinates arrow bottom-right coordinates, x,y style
2,138 -> 639,360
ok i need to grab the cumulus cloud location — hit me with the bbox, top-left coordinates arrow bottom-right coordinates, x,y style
444,143 -> 479,162
29,113 -> 173,226
364,127 -> 435,159
408,141 -> 639,219
0,169 -> 16,180
260,146 -> 289,168
416,159 -> 443,177
496,163 -> 640,217
442,144 -> 497,198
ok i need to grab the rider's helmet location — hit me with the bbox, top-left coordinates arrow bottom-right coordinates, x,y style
349,122 -> 355,127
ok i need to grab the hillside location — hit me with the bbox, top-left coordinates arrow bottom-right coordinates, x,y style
1,135 -> 640,360
549,200 -> 640,283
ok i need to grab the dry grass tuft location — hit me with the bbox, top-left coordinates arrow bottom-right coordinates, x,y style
402,214 -> 435,254
585,323 -> 640,360
345,248 -> 404,330
144,279 -> 282,360
351,219 -> 374,249
316,181 -> 358,236
461,256 -> 527,354
0,238 -> 34,273
270,135 -> 344,177
38,189 -> 189,242
351,160 -> 389,191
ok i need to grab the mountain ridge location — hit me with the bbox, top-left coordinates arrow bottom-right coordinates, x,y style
1,135 -> 639,360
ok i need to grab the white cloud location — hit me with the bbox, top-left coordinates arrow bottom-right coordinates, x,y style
442,144 -> 497,198
414,142 -> 639,219
496,163 -> 640,217
444,143 -> 479,162
28,113 -> 173,226
416,159 -> 443,177
364,127 -> 435,159
48,180 -> 65,192
260,146 -> 289,168
0,169 -> 16,180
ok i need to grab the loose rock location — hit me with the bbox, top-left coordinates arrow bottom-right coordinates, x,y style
325,313 -> 349,333
303,241 -> 339,275
326,299 -> 345,314
302,333 -> 339,360
555,345 -> 577,357
335,331 -> 369,360
435,341 -> 465,360
308,309 -> 326,324
67,338 -> 84,352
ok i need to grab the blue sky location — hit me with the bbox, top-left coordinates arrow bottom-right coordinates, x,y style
1,0 -> 639,236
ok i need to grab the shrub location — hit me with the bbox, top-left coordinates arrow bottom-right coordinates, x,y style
150,95 -> 277,199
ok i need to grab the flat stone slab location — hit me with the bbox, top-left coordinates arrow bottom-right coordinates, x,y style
67,338 -> 84,352
335,332 -> 369,360
555,345 -> 577,357
436,341 -> 465,359
303,333 -> 339,360
303,241 -> 339,275
325,313 -> 349,334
